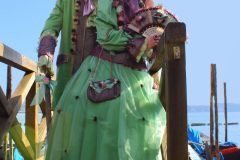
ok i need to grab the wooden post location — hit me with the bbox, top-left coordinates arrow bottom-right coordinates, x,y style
9,136 -> 13,160
3,134 -> 8,160
214,65 -> 220,160
210,65 -> 214,160
2,65 -> 13,160
6,66 -> 12,99
210,64 -> 220,160
164,23 -> 188,160
26,81 -> 39,159
224,82 -> 228,142
7,65 -> 13,160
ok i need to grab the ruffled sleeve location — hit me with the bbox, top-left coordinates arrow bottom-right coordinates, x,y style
96,0 -> 131,52
38,0 -> 63,58
96,0 -> 153,62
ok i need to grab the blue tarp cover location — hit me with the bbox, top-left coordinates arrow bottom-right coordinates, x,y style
14,148 -> 23,160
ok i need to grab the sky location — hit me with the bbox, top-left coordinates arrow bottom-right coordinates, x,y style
0,0 -> 240,105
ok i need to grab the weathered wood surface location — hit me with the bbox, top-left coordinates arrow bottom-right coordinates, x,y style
0,86 -> 10,117
26,82 -> 39,158
3,133 -> 8,160
0,96 -> 21,142
0,43 -> 48,159
7,66 -> 13,160
210,64 -> 220,160
38,117 -> 47,145
0,43 -> 37,72
12,72 -> 35,106
0,72 -> 35,141
164,23 -> 188,160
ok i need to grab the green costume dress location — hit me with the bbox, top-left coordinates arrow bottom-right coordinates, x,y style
39,0 -> 97,108
45,0 -> 166,159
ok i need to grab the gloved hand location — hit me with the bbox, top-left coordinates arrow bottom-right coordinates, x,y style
146,35 -> 160,50
38,53 -> 54,76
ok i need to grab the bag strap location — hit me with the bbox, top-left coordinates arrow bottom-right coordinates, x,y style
109,54 -> 113,78
90,48 -> 113,81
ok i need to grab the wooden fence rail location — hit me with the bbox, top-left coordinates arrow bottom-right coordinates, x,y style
0,43 -> 46,160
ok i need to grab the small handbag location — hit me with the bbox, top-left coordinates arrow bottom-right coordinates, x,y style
87,48 -> 121,103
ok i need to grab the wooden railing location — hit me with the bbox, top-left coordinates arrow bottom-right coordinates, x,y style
0,22 -> 187,160
0,43 -> 47,160
165,23 -> 188,160
153,23 -> 188,160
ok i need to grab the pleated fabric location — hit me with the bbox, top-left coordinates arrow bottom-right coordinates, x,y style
46,56 -> 166,160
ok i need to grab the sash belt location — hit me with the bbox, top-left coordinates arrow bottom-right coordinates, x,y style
57,46 -> 147,71
90,46 -> 147,70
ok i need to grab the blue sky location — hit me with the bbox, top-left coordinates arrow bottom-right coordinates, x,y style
0,0 -> 240,105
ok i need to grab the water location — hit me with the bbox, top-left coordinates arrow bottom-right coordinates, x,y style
188,111 -> 240,146
16,111 -> 240,146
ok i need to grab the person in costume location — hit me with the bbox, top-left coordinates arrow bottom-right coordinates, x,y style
40,0 -> 166,159
38,0 -> 97,108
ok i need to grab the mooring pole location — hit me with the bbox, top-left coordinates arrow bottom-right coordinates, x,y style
164,23 -> 188,160
210,64 -> 214,160
210,64 -> 220,160
224,82 -> 228,142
